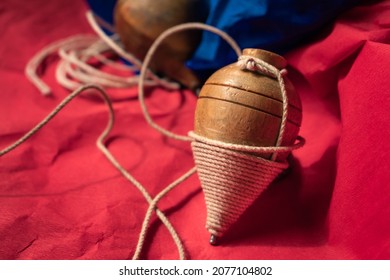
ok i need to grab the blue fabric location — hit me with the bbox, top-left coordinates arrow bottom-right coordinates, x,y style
189,0 -> 363,71
87,0 -> 117,26
86,0 -> 362,72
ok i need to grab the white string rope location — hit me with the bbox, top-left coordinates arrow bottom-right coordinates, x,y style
24,10 -> 180,96
237,55 -> 290,160
189,132 -> 305,154
0,84 -> 192,260
20,19 -> 243,259
25,35 -> 97,95
84,11 -> 180,90
138,22 -> 242,142
9,17 -> 304,258
136,22 -> 304,243
0,85 -> 110,156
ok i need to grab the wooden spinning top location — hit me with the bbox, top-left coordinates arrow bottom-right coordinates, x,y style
195,48 -> 302,161
114,0 -> 209,89
191,48 -> 302,244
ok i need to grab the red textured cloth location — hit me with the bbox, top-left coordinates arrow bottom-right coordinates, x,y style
0,0 -> 389,259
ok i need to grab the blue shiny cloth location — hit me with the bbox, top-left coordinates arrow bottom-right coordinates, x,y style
86,0 -> 362,71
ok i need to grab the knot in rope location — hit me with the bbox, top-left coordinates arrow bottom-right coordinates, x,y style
237,54 -> 290,160
4,16 -> 305,259
238,55 -> 282,78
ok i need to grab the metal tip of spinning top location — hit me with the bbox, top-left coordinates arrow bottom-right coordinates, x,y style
209,234 -> 219,246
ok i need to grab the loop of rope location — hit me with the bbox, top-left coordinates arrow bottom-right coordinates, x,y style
85,11 -> 180,90
191,139 -> 287,237
8,19 -> 305,259
25,35 -> 96,95
189,131 -> 305,155
138,22 -> 242,142
0,84 -> 111,156
189,54 -> 303,238
237,55 -> 290,161
0,84 -> 192,260
20,20 -> 243,259
24,11 -> 180,96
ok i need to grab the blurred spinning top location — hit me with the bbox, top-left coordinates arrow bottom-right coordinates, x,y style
114,0 -> 209,89
191,48 -> 303,244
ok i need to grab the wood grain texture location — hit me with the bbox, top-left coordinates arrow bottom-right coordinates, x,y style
194,48 -> 302,161
114,0 -> 209,89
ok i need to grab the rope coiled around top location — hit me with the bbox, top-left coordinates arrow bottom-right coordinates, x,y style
2,19 -> 305,259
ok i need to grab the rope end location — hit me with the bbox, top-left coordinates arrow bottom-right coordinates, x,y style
41,88 -> 52,96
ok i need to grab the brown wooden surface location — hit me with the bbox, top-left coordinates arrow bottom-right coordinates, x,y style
194,49 -> 302,161
114,0 -> 209,89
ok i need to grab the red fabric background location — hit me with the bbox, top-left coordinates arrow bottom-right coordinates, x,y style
0,0 -> 389,259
